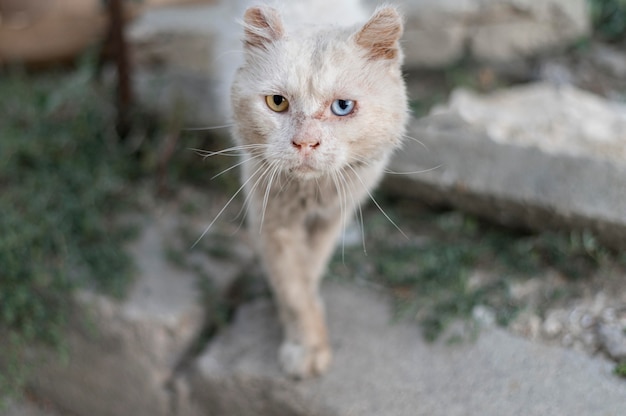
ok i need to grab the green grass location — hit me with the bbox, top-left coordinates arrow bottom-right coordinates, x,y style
0,65 -> 139,399
590,0 -> 626,41
616,360 -> 626,378
329,199 -> 623,341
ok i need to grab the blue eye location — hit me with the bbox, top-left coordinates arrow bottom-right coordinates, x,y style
331,99 -> 355,116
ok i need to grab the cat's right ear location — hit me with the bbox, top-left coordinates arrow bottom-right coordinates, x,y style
242,6 -> 285,50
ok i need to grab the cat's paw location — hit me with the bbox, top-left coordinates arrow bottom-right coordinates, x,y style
278,341 -> 332,379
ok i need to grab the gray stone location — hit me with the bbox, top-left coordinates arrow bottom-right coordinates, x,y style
129,4 -> 224,127
1,399 -> 66,416
27,215 -> 205,416
598,323 -> 626,361
127,0 -> 591,125
185,282 -> 625,416
386,83 -> 626,249
372,0 -> 590,66
591,43 -> 626,79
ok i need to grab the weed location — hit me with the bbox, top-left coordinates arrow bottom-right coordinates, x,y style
615,361 -> 626,378
0,66 -> 137,399
589,0 -> 626,41
329,200 -> 623,341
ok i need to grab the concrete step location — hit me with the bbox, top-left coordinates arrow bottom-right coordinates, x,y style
184,281 -> 625,416
387,83 -> 626,249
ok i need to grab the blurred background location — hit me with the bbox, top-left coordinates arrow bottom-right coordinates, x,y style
1,0 -> 626,415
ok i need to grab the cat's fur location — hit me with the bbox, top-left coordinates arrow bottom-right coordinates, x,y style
227,0 -> 408,378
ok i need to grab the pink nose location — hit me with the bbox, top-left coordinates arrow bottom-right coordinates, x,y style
292,136 -> 320,150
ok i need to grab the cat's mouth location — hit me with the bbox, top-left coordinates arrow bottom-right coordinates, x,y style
291,163 -> 320,178
289,159 -> 326,179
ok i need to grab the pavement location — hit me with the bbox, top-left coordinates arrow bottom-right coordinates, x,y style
187,281 -> 626,416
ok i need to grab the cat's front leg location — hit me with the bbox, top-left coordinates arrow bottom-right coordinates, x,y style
258,226 -> 332,378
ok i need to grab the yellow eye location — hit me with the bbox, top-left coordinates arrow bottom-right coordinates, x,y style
265,95 -> 289,112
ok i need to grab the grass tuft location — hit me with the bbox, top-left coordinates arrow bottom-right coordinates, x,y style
330,201 -> 624,341
0,65 -> 137,399
589,0 -> 626,42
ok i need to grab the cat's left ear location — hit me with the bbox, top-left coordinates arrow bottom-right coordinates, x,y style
242,6 -> 285,50
353,6 -> 403,62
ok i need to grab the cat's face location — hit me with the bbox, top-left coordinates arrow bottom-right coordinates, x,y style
231,7 -> 408,180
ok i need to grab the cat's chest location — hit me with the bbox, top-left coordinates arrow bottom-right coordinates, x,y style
282,179 -> 334,212
261,175 -> 340,225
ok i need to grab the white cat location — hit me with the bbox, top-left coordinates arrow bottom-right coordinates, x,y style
220,0 -> 408,378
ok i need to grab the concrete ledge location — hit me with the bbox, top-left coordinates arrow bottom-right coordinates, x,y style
27,215 -> 205,416
387,84 -> 626,248
185,282 -> 625,416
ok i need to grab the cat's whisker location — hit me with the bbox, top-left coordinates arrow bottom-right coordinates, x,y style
210,155 -> 262,180
383,164 -> 442,175
347,155 -> 372,168
342,168 -> 367,255
329,170 -> 347,262
344,169 -> 367,255
259,161 -> 281,233
191,144 -> 267,159
345,164 -> 408,240
192,161 -> 266,248
231,160 -> 265,231
402,134 -> 429,152
232,158 -> 277,234
347,154 -> 441,176
183,123 -> 235,132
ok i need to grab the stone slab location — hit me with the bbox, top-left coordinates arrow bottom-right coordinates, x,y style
127,0 -> 590,125
27,214 -> 205,416
185,282 -> 625,416
1,400 -> 65,416
386,83 -> 626,248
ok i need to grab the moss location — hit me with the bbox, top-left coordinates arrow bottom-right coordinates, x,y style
329,200 -> 624,341
589,0 -> 626,42
614,360 -> 626,378
0,66 -> 137,399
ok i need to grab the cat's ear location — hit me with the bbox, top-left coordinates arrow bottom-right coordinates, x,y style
242,6 -> 285,50
354,7 -> 403,61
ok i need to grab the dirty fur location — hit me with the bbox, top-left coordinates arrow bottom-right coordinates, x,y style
222,0 -> 408,378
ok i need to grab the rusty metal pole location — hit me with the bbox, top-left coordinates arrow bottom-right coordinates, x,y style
106,0 -> 133,139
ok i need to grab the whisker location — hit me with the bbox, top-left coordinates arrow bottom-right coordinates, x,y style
210,155 -> 261,180
191,162 -> 265,248
259,161 -> 281,233
230,158 -> 273,228
402,134 -> 429,152
345,165 -> 408,240
384,164 -> 442,175
183,123 -> 235,132
341,168 -> 367,255
330,170 -> 347,263
190,144 -> 266,159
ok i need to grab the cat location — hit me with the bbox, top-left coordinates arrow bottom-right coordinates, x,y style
221,0 -> 408,378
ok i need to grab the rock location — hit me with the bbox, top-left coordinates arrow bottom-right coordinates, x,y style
1,399 -> 66,416
597,322 -> 626,361
386,83 -> 626,249
374,0 -> 590,66
184,282 -> 625,416
128,4 -> 225,127
472,304 -> 496,327
26,214 -> 206,416
542,310 -> 565,338
128,0 -> 591,125
590,43 -> 626,79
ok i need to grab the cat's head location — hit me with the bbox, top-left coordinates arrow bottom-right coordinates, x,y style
231,5 -> 408,180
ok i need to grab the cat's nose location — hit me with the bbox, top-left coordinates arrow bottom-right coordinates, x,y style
292,136 -> 320,151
